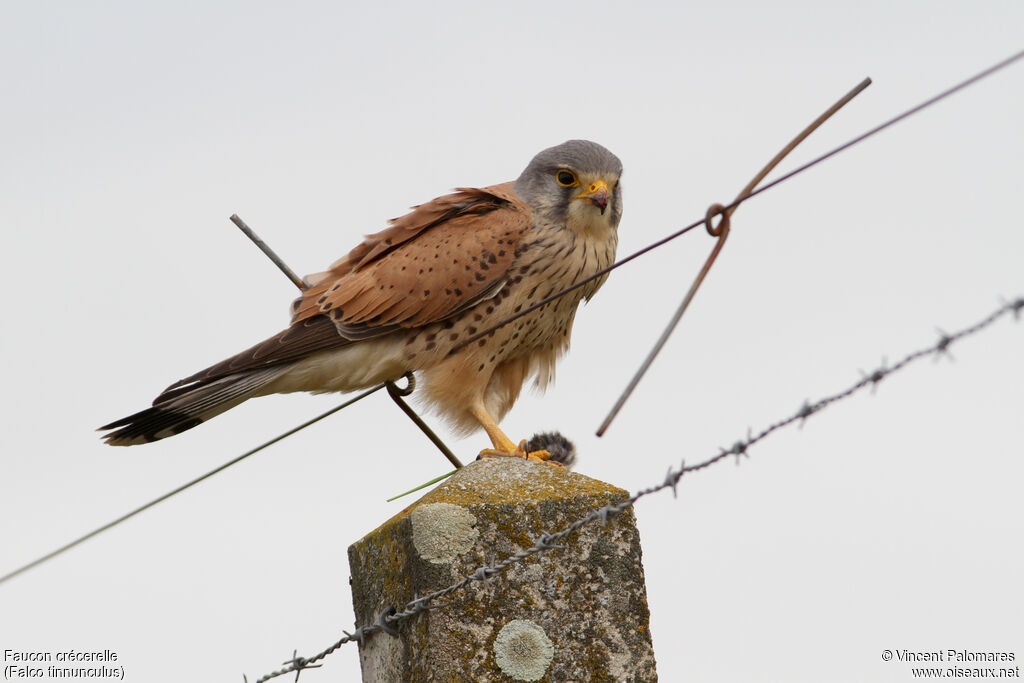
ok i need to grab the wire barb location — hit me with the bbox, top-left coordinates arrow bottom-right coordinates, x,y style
375,606 -> 400,637
281,649 -> 321,682
1009,297 -> 1024,320
934,328 -> 955,361
663,462 -> 685,498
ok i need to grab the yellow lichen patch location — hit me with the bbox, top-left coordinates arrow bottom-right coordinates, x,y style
357,458 -> 626,544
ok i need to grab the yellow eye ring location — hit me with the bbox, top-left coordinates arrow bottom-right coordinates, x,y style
555,169 -> 578,187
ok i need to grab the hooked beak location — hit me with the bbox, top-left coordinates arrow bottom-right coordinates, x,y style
576,179 -> 610,215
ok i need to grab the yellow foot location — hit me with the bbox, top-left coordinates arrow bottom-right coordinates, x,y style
479,441 -> 562,467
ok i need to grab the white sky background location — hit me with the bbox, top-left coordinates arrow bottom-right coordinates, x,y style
2,2 -> 1022,681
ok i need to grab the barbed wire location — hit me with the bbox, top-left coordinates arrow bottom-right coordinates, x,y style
250,295 -> 1023,682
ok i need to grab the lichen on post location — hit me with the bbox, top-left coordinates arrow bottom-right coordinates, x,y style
348,457 -> 658,681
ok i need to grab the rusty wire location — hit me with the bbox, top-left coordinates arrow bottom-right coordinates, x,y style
249,296 -> 1024,682
597,77 -> 872,435
454,48 -> 1024,355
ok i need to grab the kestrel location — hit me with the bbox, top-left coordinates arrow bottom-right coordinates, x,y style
100,140 -> 623,459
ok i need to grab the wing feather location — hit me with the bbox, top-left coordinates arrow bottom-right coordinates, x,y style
161,182 -> 531,396
292,182 -> 529,328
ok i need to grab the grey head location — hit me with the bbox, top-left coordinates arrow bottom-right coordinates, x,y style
514,140 -> 623,230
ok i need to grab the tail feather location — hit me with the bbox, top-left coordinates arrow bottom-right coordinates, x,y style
99,367 -> 286,446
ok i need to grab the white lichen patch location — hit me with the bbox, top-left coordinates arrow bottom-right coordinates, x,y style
411,502 -> 479,564
493,619 -> 554,681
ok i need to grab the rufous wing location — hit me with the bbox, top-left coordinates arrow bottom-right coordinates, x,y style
161,182 -> 532,395
292,182 -> 529,327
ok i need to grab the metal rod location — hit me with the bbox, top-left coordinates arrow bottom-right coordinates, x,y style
230,213 -> 306,291
387,373 -> 464,469
598,77 -> 873,436
597,207 -> 732,435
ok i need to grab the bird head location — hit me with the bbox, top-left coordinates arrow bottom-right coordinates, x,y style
514,140 -> 623,236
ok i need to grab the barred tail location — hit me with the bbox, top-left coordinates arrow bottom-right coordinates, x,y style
99,367 -> 286,446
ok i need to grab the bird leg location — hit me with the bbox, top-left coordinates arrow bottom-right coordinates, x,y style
470,403 -> 553,464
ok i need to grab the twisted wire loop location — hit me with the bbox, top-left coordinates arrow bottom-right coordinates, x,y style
250,297 -> 1023,683
387,371 -> 415,396
598,77 -> 873,436
704,203 -> 730,237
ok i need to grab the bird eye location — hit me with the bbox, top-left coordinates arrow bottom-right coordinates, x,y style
556,170 -> 578,187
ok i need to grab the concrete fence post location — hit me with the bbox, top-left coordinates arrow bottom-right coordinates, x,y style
348,457 -> 658,681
